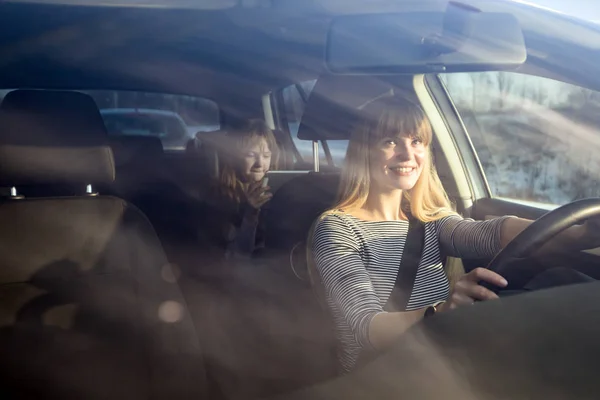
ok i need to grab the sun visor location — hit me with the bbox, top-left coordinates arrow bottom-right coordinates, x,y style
296,75 -> 416,141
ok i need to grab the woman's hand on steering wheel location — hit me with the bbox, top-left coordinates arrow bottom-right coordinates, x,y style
440,268 -> 508,311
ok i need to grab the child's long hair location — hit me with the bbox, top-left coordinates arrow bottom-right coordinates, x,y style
217,119 -> 279,206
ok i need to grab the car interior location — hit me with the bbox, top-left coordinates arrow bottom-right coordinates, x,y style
1,0 -> 600,399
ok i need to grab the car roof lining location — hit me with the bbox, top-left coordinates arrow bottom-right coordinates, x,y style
0,1 -> 598,98
4,0 -> 237,9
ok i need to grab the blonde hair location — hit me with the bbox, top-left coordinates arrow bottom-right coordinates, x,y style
218,119 -> 279,205
333,95 -> 455,222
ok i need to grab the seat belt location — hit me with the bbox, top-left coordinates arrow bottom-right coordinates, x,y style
384,216 -> 425,312
355,216 -> 425,369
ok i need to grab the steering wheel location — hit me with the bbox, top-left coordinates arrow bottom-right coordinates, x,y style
481,198 -> 600,294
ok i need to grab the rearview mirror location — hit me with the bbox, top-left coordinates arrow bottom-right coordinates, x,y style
326,2 -> 527,73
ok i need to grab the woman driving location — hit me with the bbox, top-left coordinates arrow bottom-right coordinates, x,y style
310,95 -> 599,372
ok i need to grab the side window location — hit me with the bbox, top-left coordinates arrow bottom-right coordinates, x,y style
281,80 -> 348,167
441,72 -> 600,206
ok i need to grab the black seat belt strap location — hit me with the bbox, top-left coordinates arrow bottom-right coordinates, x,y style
384,216 -> 425,312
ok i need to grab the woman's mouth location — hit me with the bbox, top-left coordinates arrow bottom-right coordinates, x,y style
388,166 -> 416,176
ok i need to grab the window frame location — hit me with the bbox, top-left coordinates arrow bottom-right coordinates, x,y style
272,81 -> 323,170
424,74 -> 492,201
272,88 -> 303,164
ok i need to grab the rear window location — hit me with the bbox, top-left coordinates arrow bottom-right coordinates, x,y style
0,89 -> 220,151
101,111 -> 186,144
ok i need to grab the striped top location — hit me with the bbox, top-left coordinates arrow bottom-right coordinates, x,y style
311,211 -> 510,372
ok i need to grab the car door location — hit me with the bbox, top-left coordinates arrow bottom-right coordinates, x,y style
425,71 -> 600,274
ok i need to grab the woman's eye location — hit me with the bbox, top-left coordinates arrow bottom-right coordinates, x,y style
383,139 -> 396,147
411,138 -> 423,146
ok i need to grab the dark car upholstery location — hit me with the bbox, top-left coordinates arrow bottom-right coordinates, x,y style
0,90 -> 207,399
265,172 -> 340,253
109,135 -> 164,192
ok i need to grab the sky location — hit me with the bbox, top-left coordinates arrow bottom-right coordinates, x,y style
512,0 -> 600,22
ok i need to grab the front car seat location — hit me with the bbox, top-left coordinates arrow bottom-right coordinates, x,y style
0,90 -> 207,399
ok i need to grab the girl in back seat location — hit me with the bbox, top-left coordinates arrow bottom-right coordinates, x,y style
200,119 -> 279,260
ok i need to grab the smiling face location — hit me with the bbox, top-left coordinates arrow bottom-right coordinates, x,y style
238,137 -> 272,182
370,134 -> 426,191
364,100 -> 431,194
335,96 -> 451,221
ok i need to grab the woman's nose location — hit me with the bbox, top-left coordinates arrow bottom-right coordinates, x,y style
394,142 -> 413,160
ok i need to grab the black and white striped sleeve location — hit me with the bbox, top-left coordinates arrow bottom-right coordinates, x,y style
436,215 -> 514,259
311,214 -> 384,349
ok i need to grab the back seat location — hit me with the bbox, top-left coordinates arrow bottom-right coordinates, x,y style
108,135 -> 164,198
104,136 -> 209,272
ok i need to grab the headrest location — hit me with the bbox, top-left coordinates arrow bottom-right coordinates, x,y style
0,90 -> 115,186
108,136 -> 163,168
195,130 -> 228,180
265,172 -> 341,251
297,75 -> 415,141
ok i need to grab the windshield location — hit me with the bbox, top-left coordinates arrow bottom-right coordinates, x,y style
0,1 -> 599,400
